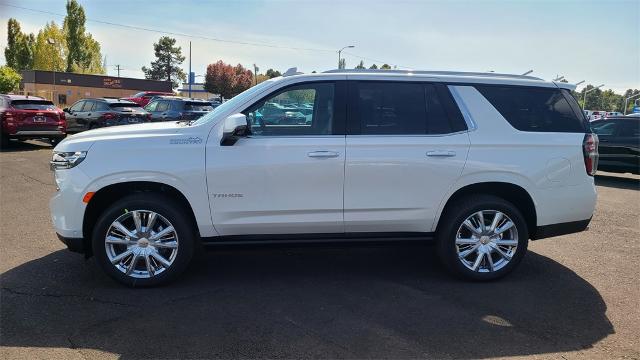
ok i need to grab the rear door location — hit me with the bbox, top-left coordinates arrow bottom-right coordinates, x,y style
77,100 -> 96,130
344,81 -> 470,233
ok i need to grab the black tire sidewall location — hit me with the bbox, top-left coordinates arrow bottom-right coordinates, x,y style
437,195 -> 529,281
92,193 -> 195,287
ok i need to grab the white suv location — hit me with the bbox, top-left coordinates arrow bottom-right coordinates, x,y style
49,70 -> 598,286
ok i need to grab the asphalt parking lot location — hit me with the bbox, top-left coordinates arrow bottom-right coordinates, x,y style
0,140 -> 639,360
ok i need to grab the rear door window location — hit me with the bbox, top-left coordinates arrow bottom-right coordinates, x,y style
351,82 -> 465,135
475,85 -> 587,133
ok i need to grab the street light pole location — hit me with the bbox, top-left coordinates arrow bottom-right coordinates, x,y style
582,84 -> 604,110
521,70 -> 533,76
188,41 -> 192,98
337,45 -> 354,69
47,38 -> 56,103
623,93 -> 640,115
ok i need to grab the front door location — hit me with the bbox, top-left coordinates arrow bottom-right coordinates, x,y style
206,81 -> 347,235
344,81 -> 470,233
65,100 -> 85,132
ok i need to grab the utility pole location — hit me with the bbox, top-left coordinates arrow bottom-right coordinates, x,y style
337,45 -> 355,69
583,84 -> 604,110
623,93 -> 640,115
115,65 -> 122,77
253,64 -> 259,85
188,41 -> 192,98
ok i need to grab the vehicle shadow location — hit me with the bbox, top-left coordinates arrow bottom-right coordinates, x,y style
0,244 -> 613,359
0,139 -> 53,153
595,173 -> 640,191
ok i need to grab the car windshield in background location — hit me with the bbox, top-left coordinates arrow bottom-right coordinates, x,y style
185,102 -> 213,111
11,100 -> 56,110
192,78 -> 279,126
109,103 -> 142,109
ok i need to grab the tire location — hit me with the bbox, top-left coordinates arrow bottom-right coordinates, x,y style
0,134 -> 9,149
92,193 -> 195,287
436,195 -> 529,281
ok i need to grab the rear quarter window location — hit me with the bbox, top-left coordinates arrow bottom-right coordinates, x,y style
475,85 -> 587,133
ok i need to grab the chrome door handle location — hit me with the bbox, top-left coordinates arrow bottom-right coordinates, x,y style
307,151 -> 340,158
426,150 -> 456,157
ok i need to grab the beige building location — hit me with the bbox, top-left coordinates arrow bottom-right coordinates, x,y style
20,70 -> 172,107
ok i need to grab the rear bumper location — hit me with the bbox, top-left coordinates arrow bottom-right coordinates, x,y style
532,218 -> 592,240
11,130 -> 66,138
56,233 -> 86,253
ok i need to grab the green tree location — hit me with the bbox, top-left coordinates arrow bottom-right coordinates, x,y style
0,66 -> 22,93
265,69 -> 281,78
33,22 -> 67,72
63,0 -> 86,72
354,60 -> 365,69
142,36 -> 186,88
369,64 -> 378,69
380,63 -> 392,70
69,34 -> 104,74
4,18 -> 34,71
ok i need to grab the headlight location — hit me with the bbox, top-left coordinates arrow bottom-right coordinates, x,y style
50,151 -> 88,170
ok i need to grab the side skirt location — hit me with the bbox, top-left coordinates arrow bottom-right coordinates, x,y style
200,232 -> 435,247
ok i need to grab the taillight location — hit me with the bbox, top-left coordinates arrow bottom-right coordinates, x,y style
583,133 -> 599,176
102,113 -> 116,120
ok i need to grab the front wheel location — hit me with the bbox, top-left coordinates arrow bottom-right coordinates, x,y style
92,193 -> 195,287
437,195 -> 529,281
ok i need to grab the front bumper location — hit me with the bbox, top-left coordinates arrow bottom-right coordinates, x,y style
56,233 -> 86,253
49,166 -> 91,239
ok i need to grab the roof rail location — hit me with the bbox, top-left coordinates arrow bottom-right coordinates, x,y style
322,69 -> 543,81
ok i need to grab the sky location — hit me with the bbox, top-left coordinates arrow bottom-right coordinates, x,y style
1,0 -> 638,93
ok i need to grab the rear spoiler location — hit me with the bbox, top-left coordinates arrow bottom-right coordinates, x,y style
553,81 -> 577,91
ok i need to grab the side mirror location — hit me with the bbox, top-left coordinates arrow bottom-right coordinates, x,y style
63,108 -> 70,113
221,113 -> 248,146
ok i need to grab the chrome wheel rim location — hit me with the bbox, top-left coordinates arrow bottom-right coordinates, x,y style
105,210 -> 179,279
455,210 -> 518,273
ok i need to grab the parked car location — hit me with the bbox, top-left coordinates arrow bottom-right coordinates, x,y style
144,97 -> 214,122
123,91 -> 174,107
64,98 -> 151,133
0,94 -> 66,147
604,111 -> 623,118
259,102 -> 307,125
590,110 -> 606,121
590,117 -> 639,174
50,69 -> 597,286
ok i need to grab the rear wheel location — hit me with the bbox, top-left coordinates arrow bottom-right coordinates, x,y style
92,193 -> 195,287
437,195 -> 528,281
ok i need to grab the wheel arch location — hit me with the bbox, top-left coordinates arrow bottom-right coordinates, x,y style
435,181 -> 538,238
82,181 -> 199,257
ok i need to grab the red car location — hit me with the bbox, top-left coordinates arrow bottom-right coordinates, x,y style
0,95 -> 66,148
123,91 -> 174,107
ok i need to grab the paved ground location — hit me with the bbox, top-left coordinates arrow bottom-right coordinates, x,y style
0,140 -> 638,360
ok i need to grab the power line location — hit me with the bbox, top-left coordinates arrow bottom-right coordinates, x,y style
1,2 -> 414,71
0,2 -> 334,53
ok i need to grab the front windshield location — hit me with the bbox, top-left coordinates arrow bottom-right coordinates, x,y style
191,78 -> 279,126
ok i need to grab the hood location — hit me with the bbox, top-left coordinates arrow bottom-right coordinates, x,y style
54,121 -> 201,152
